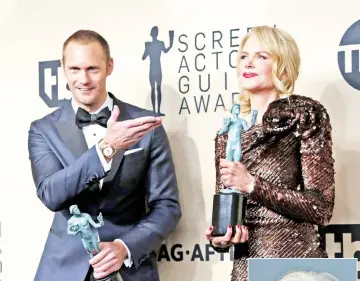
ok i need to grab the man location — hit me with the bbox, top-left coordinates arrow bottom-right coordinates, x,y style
28,30 -> 181,281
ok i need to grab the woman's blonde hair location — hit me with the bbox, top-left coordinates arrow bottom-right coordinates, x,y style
278,271 -> 339,281
237,26 -> 301,115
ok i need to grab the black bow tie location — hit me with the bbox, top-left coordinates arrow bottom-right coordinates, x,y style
75,107 -> 111,128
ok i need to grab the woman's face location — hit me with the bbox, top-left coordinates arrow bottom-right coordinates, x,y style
237,36 -> 275,94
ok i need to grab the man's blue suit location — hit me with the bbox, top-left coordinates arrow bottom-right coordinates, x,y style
28,92 -> 181,281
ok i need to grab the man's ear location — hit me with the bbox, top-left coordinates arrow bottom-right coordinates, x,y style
61,59 -> 67,76
107,57 -> 114,76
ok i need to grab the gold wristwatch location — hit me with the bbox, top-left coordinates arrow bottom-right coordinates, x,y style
98,138 -> 116,160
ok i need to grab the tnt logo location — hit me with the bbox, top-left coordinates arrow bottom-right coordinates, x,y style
338,19 -> 360,91
38,60 -> 71,108
319,224 -> 360,280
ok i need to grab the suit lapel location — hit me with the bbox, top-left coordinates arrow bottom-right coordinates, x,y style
103,93 -> 133,184
55,103 -> 89,159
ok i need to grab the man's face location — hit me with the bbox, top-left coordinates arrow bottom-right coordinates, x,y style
62,41 -> 113,112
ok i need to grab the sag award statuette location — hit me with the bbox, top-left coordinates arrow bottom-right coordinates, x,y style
67,205 -> 120,281
211,103 -> 257,237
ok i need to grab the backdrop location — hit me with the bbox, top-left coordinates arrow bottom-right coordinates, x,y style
1,0 -> 360,280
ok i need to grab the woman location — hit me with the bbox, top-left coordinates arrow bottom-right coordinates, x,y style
277,271 -> 339,281
205,26 -> 335,281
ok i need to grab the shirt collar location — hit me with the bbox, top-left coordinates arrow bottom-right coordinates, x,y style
71,93 -> 113,114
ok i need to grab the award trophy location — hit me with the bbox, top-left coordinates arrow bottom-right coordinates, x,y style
211,104 -> 257,237
67,205 -> 121,281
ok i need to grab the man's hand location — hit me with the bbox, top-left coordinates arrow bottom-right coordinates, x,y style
104,105 -> 162,150
89,241 -> 127,279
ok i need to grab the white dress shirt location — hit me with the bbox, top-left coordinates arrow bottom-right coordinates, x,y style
71,94 -> 133,268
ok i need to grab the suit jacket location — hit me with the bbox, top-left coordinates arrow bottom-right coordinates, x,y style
28,93 -> 181,281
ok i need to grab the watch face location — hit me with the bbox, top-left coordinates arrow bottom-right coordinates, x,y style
103,146 -> 114,157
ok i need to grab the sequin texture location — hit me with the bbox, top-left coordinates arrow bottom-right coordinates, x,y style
213,95 -> 335,281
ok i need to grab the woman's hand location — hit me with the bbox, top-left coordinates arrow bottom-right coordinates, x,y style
219,158 -> 255,193
205,225 -> 249,248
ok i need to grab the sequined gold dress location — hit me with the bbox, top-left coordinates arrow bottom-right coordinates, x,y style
213,95 -> 335,281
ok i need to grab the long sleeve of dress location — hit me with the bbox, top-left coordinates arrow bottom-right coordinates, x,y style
250,102 -> 335,226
